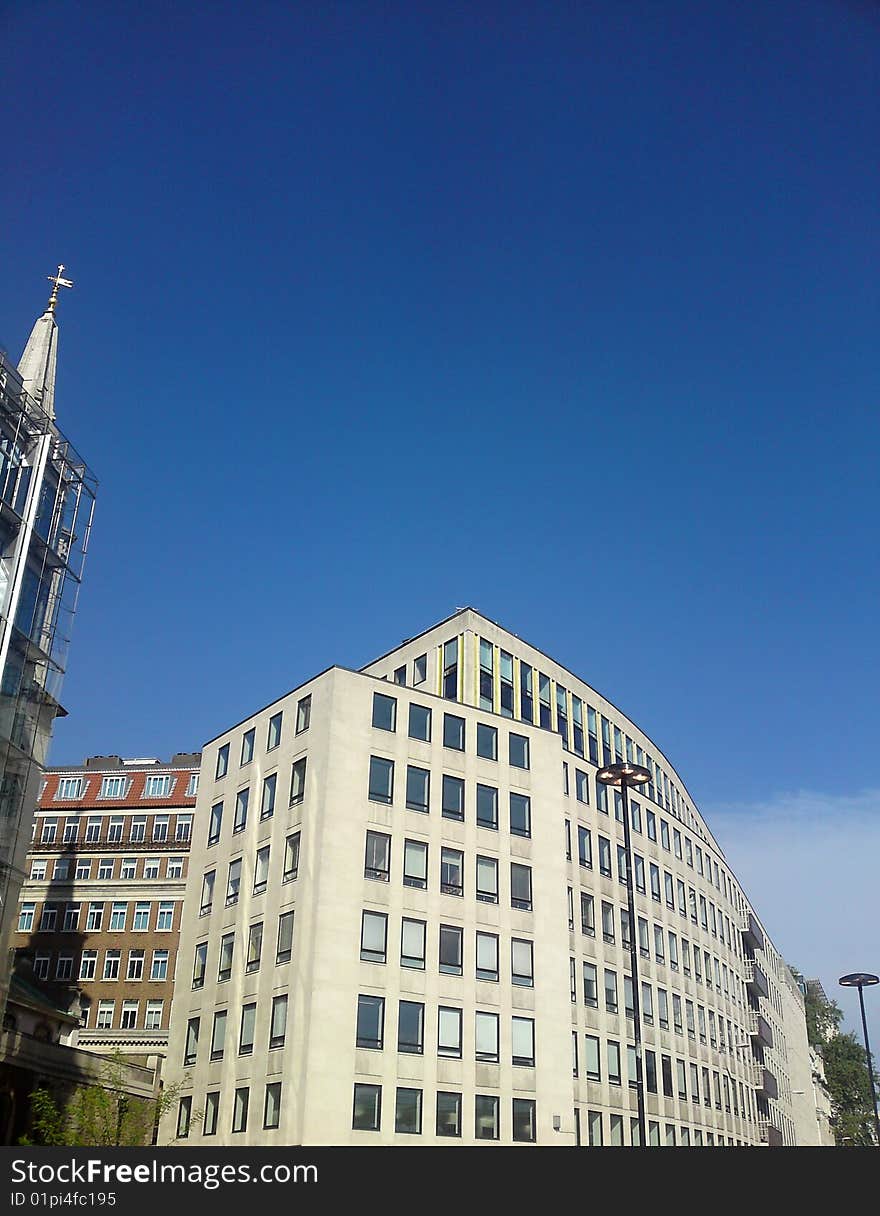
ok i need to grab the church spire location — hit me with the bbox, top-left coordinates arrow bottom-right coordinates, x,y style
17,265 -> 74,420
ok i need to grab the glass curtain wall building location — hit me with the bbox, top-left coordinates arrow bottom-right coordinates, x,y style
162,608 -> 816,1146
0,273 -> 96,1016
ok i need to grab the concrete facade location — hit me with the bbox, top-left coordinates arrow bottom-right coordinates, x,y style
161,608 -> 819,1146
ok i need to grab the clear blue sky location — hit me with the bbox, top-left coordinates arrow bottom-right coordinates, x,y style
3,3 -> 878,1041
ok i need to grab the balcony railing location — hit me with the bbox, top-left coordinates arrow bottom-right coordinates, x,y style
32,836 -> 190,853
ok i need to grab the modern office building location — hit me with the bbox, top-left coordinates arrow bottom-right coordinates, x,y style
11,754 -> 201,1060
0,270 -> 97,1017
162,608 -> 819,1146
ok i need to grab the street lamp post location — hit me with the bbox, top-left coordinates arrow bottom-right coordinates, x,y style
838,972 -> 880,1146
596,761 -> 651,1147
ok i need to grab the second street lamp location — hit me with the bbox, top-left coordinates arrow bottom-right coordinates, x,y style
838,972 -> 880,1146
596,761 -> 652,1147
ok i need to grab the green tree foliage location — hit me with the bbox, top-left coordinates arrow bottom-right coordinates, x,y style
789,964 -> 877,1146
19,1051 -> 191,1147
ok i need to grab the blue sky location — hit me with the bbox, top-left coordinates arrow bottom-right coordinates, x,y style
3,2 -> 878,1046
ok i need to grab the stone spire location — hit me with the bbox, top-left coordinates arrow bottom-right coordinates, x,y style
17,266 -> 74,420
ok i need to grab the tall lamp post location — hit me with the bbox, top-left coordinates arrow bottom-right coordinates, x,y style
596,761 -> 651,1147
838,972 -> 880,1146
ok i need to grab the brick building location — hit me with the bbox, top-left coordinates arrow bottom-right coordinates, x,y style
12,754 -> 201,1063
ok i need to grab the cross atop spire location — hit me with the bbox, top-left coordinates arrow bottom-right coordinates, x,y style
46,264 -> 74,314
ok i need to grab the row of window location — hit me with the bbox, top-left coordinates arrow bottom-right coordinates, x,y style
368,758 -> 532,834
28,947 -> 172,984
50,774 -> 198,801
569,824 -> 743,961
35,814 -> 192,845
572,1032 -> 752,1122
88,997 -> 165,1031
577,1108 -> 746,1147
371,693 -> 531,769
177,1083 -> 282,1138
199,832 -> 300,914
353,1083 -> 536,1140
359,912 -> 535,984
214,695 -> 312,780
185,994 -> 289,1066
28,856 -> 184,882
18,900 -> 177,934
208,763 -> 305,846
364,830 -> 533,906
571,891 -> 744,1005
356,994 -> 535,1064
572,957 -> 750,1052
193,910 -> 295,986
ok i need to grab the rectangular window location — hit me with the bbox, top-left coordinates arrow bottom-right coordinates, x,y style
441,775 -> 464,821
234,788 -> 249,832
215,744 -> 229,780
510,862 -> 532,911
63,904 -> 80,931
583,962 -> 598,1007
360,911 -> 387,964
246,922 -> 263,973
353,1084 -> 381,1132
225,859 -> 242,905
368,756 -> 393,804
267,710 -> 283,750
509,733 -> 529,769
264,1083 -> 282,1130
96,1001 -> 114,1030
97,858 -> 113,881
475,1011 -> 500,1063
129,816 -> 146,842
145,776 -> 171,799
401,918 -> 426,969
253,845 -> 270,894
476,932 -> 499,982
512,1099 -> 536,1142
270,994 -> 288,1048
398,1000 -> 424,1054
288,757 -> 307,806
407,702 -> 431,742
39,906 -> 57,932
439,924 -> 463,976
56,777 -> 83,800
167,857 -> 184,879
581,892 -> 595,936
510,792 -> 531,837
440,847 -> 463,896
476,854 -> 498,903
218,933 -> 234,983
85,817 -> 101,842
476,722 -> 497,760
203,1093 -> 219,1137
395,1088 -> 422,1135
512,938 -> 534,987
79,951 -> 97,980
403,839 -> 428,889
232,1087 -> 249,1134
145,1000 -> 162,1030
296,695 -> 311,733
443,713 -> 465,751
277,910 -> 295,963
109,902 -> 127,931
476,783 -> 498,829
283,831 -> 301,882
239,1003 -> 256,1055
211,1011 -> 227,1061
585,1034 -> 601,1081
598,835 -> 612,877
192,943 -> 207,989
604,968 -> 618,1013
184,1017 -> 199,1065
372,693 -> 396,732
241,727 -> 255,765
86,902 -> 103,931
512,1016 -> 535,1067
438,1007 -> 463,1058
200,871 -> 215,916
63,817 -> 80,843
107,817 -> 124,842
364,830 -> 391,882
261,773 -> 277,819
150,950 -> 168,981
356,994 -> 384,1049
405,765 -> 430,812
607,1040 -> 621,1085
208,802 -> 223,845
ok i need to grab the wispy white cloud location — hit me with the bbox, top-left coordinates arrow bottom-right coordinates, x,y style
705,789 -> 880,1049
